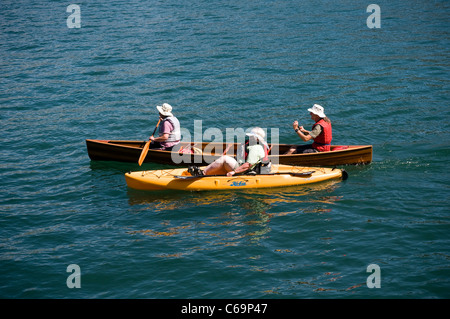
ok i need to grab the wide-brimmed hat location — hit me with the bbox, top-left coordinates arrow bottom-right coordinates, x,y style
156,103 -> 173,117
307,104 -> 326,118
246,127 -> 266,142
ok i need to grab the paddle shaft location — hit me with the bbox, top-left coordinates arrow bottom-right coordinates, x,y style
175,171 -> 316,179
138,118 -> 161,166
150,118 -> 161,138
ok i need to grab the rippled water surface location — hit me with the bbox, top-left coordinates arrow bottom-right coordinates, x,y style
1,0 -> 449,299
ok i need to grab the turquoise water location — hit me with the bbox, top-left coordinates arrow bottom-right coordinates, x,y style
1,0 -> 449,299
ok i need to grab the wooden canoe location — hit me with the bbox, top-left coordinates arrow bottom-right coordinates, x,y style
85,139 -> 372,166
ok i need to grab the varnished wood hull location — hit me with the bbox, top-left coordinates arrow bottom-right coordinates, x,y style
86,139 -> 372,166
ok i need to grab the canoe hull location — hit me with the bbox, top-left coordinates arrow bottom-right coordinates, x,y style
86,139 -> 372,166
275,145 -> 372,166
85,139 -> 221,165
125,164 -> 346,191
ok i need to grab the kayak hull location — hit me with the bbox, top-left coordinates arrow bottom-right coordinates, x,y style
125,164 -> 346,191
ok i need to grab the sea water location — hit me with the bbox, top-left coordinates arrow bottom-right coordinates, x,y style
0,0 -> 449,299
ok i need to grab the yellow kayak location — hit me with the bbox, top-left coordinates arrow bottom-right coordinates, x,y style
125,164 -> 348,191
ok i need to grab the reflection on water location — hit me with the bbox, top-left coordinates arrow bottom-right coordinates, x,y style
125,179 -> 346,256
89,161 -> 347,257
89,159 -> 345,211
126,179 -> 344,208
89,160 -> 177,175
90,161 -> 347,263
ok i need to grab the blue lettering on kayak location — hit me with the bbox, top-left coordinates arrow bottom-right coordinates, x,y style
230,181 -> 246,187
227,178 -> 249,187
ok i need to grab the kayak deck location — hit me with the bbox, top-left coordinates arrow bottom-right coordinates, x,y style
125,164 -> 347,191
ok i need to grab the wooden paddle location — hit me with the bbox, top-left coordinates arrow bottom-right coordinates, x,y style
138,118 -> 161,166
223,143 -> 234,155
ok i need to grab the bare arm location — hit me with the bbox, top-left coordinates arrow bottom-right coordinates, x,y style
227,162 -> 251,177
150,133 -> 169,142
293,121 -> 313,142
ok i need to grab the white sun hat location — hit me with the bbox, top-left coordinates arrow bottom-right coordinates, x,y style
156,103 -> 173,117
246,127 -> 266,142
307,104 -> 326,118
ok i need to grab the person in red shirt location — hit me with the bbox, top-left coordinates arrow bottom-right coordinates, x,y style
285,104 -> 332,154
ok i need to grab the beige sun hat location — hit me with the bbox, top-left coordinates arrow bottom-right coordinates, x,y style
246,127 -> 266,142
156,103 -> 173,117
307,104 -> 326,118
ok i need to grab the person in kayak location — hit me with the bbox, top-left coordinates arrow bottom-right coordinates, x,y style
285,104 -> 332,154
149,103 -> 181,152
189,127 -> 270,177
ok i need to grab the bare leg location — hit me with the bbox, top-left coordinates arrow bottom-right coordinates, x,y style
284,146 -> 296,155
203,156 -> 237,175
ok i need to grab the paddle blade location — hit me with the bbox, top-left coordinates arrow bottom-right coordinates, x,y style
138,141 -> 151,166
341,170 -> 349,180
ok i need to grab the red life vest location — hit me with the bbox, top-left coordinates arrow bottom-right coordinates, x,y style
312,119 -> 332,152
